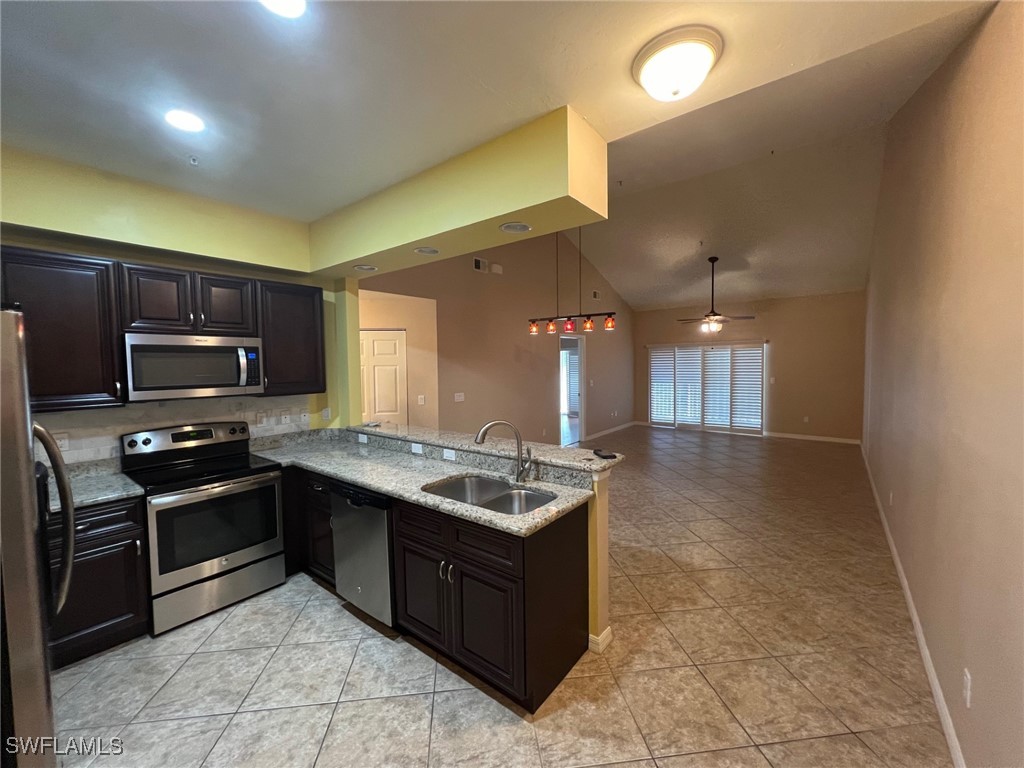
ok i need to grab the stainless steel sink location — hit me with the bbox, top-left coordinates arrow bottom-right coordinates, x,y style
480,489 -> 557,515
424,475 -> 511,505
423,475 -> 556,515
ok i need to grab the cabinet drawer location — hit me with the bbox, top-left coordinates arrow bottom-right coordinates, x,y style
48,497 -> 143,550
451,520 -> 523,578
393,502 -> 446,545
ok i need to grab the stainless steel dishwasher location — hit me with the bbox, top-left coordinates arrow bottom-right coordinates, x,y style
330,482 -> 393,626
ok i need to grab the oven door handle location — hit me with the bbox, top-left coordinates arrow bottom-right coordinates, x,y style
147,471 -> 281,512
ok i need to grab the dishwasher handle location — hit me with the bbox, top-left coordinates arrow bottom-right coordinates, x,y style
331,482 -> 388,511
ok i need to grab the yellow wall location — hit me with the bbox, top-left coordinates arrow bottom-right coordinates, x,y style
862,3 -> 1023,764
1,146 -> 310,272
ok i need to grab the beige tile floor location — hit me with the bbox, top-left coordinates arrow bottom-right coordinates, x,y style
51,426 -> 953,767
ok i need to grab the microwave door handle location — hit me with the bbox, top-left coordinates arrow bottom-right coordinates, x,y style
33,422 -> 76,615
238,347 -> 247,387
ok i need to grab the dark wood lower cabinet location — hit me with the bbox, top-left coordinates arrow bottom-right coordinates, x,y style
304,473 -> 335,585
48,500 -> 149,669
392,500 -> 588,712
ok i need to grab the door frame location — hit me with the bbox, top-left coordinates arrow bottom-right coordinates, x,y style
558,334 -> 586,446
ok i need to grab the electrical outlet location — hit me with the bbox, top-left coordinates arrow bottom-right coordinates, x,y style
770,376 -> 776,384
358,433 -> 368,444
417,395 -> 425,406
542,428 -> 547,436
963,668 -> 972,708
803,416 -> 810,423
411,443 -> 423,455
321,407 -> 331,421
279,410 -> 291,425
53,433 -> 70,451
300,411 -> 310,423
443,448 -> 456,461
256,412 -> 267,427
454,392 -> 465,402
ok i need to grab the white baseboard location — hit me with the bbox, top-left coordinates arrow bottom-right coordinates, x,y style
861,447 -> 965,768
764,431 -> 861,445
588,626 -> 613,653
583,421 -> 644,441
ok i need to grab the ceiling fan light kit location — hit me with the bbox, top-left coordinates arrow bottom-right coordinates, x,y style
678,256 -> 756,333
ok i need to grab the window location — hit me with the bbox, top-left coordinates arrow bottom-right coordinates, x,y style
649,342 -> 764,433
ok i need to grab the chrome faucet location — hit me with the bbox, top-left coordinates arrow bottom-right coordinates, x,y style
474,420 -> 535,482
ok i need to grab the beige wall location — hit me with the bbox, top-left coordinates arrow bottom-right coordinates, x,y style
863,4 -> 1023,766
361,233 -> 634,443
358,290 -> 440,430
633,291 -> 866,441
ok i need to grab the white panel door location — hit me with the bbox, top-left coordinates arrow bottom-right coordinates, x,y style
360,330 -> 408,426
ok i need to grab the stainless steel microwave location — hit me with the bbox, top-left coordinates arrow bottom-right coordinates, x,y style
125,333 -> 264,401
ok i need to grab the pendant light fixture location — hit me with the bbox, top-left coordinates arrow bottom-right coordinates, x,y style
527,228 -> 618,335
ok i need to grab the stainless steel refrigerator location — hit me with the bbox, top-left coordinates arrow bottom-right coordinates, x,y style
1,305 -> 77,768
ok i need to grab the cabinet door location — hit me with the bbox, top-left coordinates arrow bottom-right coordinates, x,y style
450,557 -> 525,697
258,281 -> 325,395
49,531 -> 148,668
393,536 -> 450,650
195,273 -> 256,336
1,248 -> 122,411
121,263 -> 195,332
307,498 -> 335,585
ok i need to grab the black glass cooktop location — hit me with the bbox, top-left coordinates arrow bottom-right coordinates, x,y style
125,454 -> 281,495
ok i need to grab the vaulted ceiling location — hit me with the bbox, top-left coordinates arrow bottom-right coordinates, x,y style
1,1 -> 991,304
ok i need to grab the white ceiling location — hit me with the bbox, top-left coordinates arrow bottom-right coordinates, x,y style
0,1 -> 989,222
582,127 -> 888,310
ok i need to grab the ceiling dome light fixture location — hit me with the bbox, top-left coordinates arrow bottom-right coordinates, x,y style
632,25 -> 723,102
413,246 -> 440,256
500,222 -> 533,234
164,109 -> 206,133
259,0 -> 307,19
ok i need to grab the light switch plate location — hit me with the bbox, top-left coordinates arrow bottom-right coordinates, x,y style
454,392 -> 465,402
358,434 -> 368,444
321,408 -> 331,421
411,443 -> 423,454
417,395 -> 426,406
256,412 -> 267,427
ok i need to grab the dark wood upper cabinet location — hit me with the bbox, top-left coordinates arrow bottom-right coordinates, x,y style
120,263 -> 194,333
195,273 -> 256,336
258,281 -> 325,395
0,247 -> 122,411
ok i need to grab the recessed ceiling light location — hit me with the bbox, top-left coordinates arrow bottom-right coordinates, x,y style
259,0 -> 307,18
413,246 -> 440,256
164,109 -> 205,133
500,222 -> 532,234
632,25 -> 723,102
353,265 -> 378,272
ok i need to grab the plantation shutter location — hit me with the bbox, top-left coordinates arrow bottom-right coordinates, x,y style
731,344 -> 764,430
649,342 -> 765,433
649,347 -> 676,424
674,347 -> 702,425
566,350 -> 580,415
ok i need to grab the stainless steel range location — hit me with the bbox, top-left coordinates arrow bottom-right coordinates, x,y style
121,422 -> 285,634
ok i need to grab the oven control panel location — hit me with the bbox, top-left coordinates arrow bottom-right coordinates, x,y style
121,421 -> 249,455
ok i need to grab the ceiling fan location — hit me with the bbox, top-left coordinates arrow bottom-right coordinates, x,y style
677,256 -> 755,333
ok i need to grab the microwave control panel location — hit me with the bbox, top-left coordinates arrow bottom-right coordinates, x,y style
245,348 -> 261,386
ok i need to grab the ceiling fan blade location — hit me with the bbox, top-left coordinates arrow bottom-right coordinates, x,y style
676,318 -> 704,323
725,315 -> 756,321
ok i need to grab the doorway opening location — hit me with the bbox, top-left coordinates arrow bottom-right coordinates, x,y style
559,335 -> 584,446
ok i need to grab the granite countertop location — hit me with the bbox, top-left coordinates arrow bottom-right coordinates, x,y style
44,459 -> 144,514
349,423 -> 626,473
255,440 -> 594,537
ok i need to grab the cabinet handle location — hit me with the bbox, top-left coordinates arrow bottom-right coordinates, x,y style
329,515 -> 335,530
135,539 -> 141,556
264,375 -> 269,389
189,312 -> 194,324
311,484 -> 325,493
75,522 -> 90,532
447,564 -> 454,583
200,312 -> 205,326
438,560 -> 446,580
115,381 -> 122,399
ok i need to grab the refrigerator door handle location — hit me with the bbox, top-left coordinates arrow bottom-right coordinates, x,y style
33,421 -> 76,614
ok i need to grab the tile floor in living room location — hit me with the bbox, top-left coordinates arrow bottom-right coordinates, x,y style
51,426 -> 952,768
